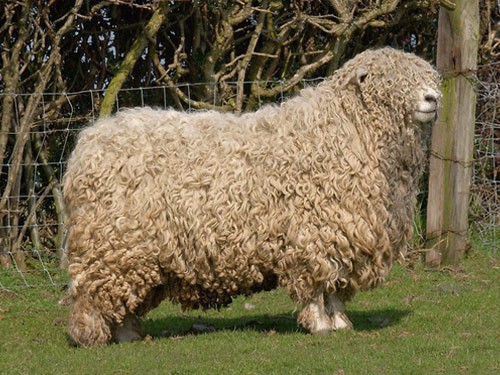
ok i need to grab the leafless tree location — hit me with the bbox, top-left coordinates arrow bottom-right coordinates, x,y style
5,1 -> 496,270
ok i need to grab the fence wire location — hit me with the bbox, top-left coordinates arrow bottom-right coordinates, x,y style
471,62 -> 499,250
0,76 -> 498,290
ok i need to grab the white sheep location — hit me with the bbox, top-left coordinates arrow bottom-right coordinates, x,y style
63,47 -> 441,346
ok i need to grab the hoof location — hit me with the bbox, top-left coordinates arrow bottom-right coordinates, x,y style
299,300 -> 336,335
332,312 -> 353,330
308,319 -> 335,335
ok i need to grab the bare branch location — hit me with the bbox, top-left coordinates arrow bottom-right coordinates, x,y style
152,49 -> 233,111
0,0 -> 85,224
12,179 -> 55,263
251,49 -> 334,98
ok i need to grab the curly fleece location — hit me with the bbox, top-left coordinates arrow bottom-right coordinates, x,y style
63,47 -> 440,346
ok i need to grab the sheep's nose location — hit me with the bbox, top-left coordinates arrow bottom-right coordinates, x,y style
424,89 -> 439,104
425,94 -> 437,104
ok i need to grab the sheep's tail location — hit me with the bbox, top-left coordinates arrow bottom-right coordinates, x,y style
68,295 -> 112,347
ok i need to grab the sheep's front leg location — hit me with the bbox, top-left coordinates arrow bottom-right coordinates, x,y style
298,293 -> 335,334
112,313 -> 146,343
325,293 -> 353,330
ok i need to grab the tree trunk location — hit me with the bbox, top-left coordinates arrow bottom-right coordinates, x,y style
24,138 -> 43,252
32,131 -> 68,267
99,1 -> 169,117
425,0 -> 479,267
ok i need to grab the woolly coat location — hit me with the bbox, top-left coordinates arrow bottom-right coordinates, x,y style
63,47 -> 440,323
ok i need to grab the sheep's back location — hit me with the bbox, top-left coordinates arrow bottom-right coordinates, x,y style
63,108 -> 300,297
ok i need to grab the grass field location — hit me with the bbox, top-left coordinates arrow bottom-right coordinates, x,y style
0,245 -> 498,375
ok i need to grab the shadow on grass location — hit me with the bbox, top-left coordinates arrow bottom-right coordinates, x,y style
143,308 -> 411,339
349,308 -> 411,331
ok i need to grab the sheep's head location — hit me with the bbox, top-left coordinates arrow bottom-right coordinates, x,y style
340,47 -> 441,127
412,87 -> 440,124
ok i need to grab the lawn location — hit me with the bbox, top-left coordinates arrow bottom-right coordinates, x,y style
0,245 -> 498,375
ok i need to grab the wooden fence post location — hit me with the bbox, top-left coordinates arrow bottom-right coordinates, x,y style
425,0 -> 479,267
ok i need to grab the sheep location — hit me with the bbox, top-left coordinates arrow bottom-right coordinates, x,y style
63,47 -> 441,347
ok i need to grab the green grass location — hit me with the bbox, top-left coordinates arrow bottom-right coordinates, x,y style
1,245 -> 499,375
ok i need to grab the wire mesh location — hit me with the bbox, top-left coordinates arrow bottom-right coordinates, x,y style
0,75 -> 498,290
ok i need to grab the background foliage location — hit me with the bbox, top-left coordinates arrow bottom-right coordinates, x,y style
0,1 -> 498,273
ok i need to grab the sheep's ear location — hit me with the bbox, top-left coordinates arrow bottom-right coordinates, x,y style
344,68 -> 368,88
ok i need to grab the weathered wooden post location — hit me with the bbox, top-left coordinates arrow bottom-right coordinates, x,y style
425,0 -> 480,267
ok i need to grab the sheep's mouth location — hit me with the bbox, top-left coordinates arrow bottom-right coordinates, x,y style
413,88 -> 440,123
413,109 -> 438,124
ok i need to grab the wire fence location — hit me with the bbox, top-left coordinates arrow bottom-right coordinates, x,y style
471,62 -> 499,250
0,74 -> 498,290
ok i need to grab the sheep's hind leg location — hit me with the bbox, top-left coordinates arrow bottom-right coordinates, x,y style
68,295 -> 113,347
69,297 -> 145,346
325,293 -> 353,330
112,313 -> 145,343
298,293 -> 335,334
